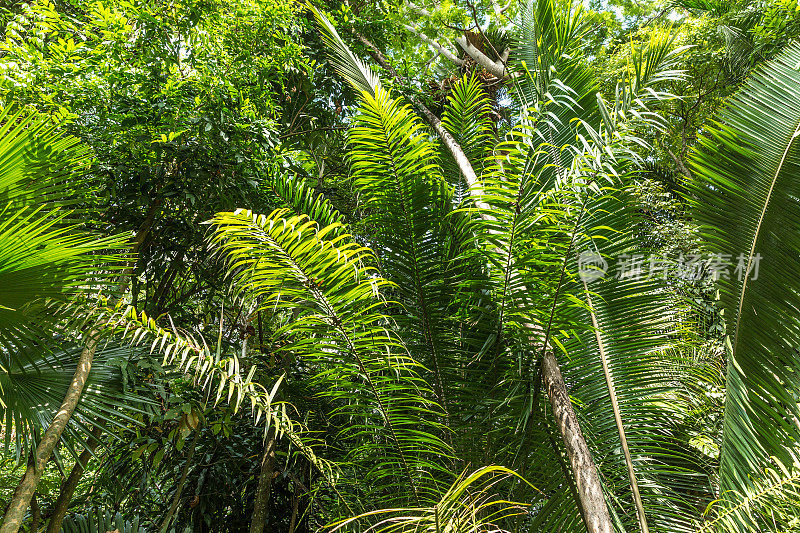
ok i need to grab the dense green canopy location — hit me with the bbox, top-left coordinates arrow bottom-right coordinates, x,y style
1,0 -> 800,531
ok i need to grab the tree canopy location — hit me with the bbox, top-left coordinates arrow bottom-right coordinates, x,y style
1,0 -> 800,531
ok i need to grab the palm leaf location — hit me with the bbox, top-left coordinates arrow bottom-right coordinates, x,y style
0,106 -> 97,212
329,466 -> 532,533
256,164 -> 345,232
513,0 -> 599,181
0,105 -> 128,356
0,343 -> 152,463
553,189 -> 704,533
688,42 -> 800,523
698,454 -> 800,532
307,3 -> 381,97
208,209 -> 452,512
348,88 -> 457,415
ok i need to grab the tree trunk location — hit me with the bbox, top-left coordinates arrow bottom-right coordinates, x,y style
353,33 -> 490,211
287,478 -> 300,533
249,428 -> 276,533
542,350 -> 613,533
29,494 -> 39,533
45,425 -> 104,533
1,200 -> 160,533
159,429 -> 200,533
0,334 -> 99,533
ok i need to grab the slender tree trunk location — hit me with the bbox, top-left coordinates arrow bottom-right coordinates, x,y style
542,351 -> 613,533
1,200 -> 160,533
249,428 -> 277,533
45,425 -> 104,533
159,429 -> 200,533
545,415 -> 587,527
0,333 -> 100,533
287,479 -> 300,533
29,495 -> 39,533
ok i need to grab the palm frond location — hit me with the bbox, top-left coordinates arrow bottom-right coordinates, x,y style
596,26 -> 687,143
0,105 -> 128,357
329,466 -> 532,533
208,209 -> 452,510
349,88 -> 458,415
307,4 -> 381,96
0,106 -> 96,212
552,189 -> 704,533
0,343 -> 152,464
513,0 -> 599,178
688,42 -> 800,520
257,164 -> 345,231
698,454 -> 800,532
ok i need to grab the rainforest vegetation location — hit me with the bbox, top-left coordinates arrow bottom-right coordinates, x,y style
1,0 -> 800,530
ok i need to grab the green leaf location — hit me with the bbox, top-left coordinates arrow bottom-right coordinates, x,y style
689,41 -> 800,519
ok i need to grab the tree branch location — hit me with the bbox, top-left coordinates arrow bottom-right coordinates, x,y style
404,2 -> 509,78
402,24 -> 465,66
160,428 -> 201,533
666,146 -> 692,179
354,32 -> 489,208
454,35 -> 508,79
45,426 -> 104,533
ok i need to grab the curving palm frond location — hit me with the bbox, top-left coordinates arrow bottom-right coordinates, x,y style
512,0 -> 599,184
688,42 -> 800,529
698,454 -> 800,532
256,164 -> 345,232
596,26 -> 688,147
208,209 -> 452,512
329,466 -> 532,533
0,105 -> 128,358
307,4 -> 380,97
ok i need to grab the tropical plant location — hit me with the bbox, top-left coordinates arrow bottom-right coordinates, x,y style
61,508 -> 146,533
0,344 -> 150,461
202,3 -> 707,532
0,106 -> 125,352
2,0 -> 800,531
208,208 -> 452,511
328,466 -> 532,533
204,4 -> 800,532
689,41 -> 800,531
0,105 -> 132,531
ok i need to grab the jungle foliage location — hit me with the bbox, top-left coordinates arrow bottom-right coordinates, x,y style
0,0 -> 800,531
